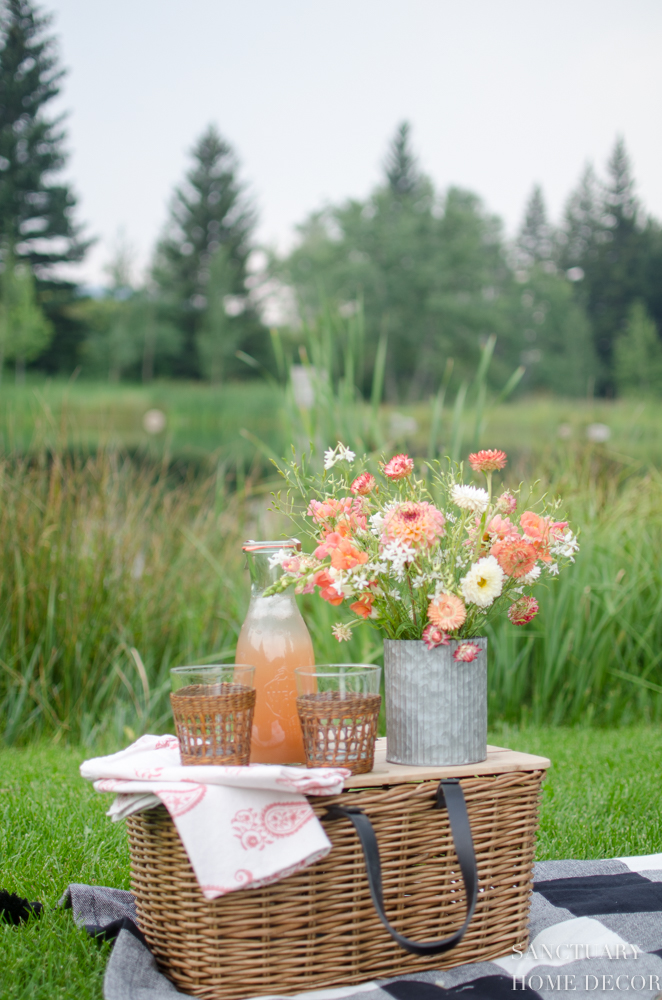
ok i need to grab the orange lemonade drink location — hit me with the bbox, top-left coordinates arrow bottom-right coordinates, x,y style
238,541 -> 314,764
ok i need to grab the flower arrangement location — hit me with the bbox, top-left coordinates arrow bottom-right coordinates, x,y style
266,444 -> 578,659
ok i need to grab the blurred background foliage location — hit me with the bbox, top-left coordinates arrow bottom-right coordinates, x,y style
2,1 -> 662,746
2,4 -> 662,402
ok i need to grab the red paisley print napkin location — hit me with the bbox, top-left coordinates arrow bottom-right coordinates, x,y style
81,734 -> 349,899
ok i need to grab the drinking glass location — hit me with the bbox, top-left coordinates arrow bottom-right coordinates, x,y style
295,664 -> 381,774
170,664 -> 255,765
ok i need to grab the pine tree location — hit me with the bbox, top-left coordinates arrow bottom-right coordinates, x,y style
196,246 -> 242,383
557,165 -> 603,275
516,186 -> 554,268
558,141 -> 648,394
154,125 -> 256,377
0,0 -> 88,272
383,122 -> 422,198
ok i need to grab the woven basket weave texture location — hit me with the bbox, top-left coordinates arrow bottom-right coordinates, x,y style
296,691 -> 381,774
170,682 -> 255,765
127,768 -> 543,999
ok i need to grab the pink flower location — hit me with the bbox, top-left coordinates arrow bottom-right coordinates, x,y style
382,501 -> 445,549
281,556 -> 301,574
453,642 -> 482,663
383,453 -> 414,480
497,492 -> 517,515
468,449 -> 507,473
307,496 -> 367,535
485,514 -> 518,540
422,624 -> 450,650
350,472 -> 376,496
427,593 -> 466,632
508,596 -> 540,626
490,537 -> 538,578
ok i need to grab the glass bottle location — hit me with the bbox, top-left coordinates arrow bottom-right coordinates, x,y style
236,540 -> 314,764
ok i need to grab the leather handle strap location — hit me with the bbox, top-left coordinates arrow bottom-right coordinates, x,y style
323,778 -> 478,957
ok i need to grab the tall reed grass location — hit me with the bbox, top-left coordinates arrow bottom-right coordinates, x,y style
2,309 -> 661,741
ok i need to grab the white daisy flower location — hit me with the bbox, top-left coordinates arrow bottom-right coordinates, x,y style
460,555 -> 504,608
332,623 -> 352,642
451,484 -> 490,513
519,565 -> 541,585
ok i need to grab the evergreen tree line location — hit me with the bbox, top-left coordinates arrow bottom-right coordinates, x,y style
1,0 -> 661,398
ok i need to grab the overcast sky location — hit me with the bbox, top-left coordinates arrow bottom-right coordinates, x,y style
46,0 -> 662,286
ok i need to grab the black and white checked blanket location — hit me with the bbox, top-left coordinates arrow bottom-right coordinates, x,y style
62,854 -> 662,999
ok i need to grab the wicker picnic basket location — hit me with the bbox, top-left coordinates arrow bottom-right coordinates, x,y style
126,742 -> 549,1000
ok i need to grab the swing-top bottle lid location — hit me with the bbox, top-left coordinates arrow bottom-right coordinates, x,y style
242,539 -> 301,553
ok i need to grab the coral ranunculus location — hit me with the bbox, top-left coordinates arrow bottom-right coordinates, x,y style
382,501 -> 445,549
490,537 -> 538,578
329,538 -> 369,571
383,453 -> 414,480
422,624 -> 450,650
350,592 -> 375,619
520,511 -> 568,562
508,596 -> 540,625
350,472 -> 376,496
427,593 -> 466,632
468,449 -> 507,473
313,569 -> 344,605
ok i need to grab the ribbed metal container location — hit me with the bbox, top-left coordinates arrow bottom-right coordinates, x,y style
384,637 -> 487,766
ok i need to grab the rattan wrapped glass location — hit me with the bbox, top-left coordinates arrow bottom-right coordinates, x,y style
126,742 -> 549,999
295,664 -> 382,774
170,665 -> 255,765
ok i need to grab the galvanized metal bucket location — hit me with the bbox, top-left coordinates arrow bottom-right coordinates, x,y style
383,637 -> 487,766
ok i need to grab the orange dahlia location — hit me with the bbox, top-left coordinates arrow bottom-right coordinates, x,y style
490,537 -> 538,578
382,501 -> 445,549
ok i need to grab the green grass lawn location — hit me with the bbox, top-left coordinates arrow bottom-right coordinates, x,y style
1,728 -> 660,999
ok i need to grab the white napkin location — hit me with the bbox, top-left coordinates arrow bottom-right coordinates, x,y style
81,734 -> 349,900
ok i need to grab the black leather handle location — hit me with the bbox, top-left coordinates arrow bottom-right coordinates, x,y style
323,778 -> 478,956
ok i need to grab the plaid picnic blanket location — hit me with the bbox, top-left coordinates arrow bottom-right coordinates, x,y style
62,853 -> 662,999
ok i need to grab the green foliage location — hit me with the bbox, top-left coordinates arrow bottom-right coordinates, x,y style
196,246 -> 243,382
0,251 -> 52,379
0,0 -> 87,270
0,0 -> 89,375
516,185 -> 555,268
154,125 -> 260,379
510,265 -> 596,397
0,445 -> 252,745
282,125 -> 596,402
614,300 -> 662,396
